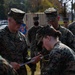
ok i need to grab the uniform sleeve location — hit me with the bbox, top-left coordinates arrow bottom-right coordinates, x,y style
66,30 -> 75,51
0,57 -> 18,75
45,50 -> 62,75
68,22 -> 75,35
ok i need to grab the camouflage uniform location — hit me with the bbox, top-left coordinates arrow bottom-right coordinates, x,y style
28,25 -> 41,74
40,7 -> 75,75
0,56 -> 18,75
63,17 -> 69,28
0,26 -> 31,75
68,22 -> 75,35
43,42 -> 75,75
36,25 -> 75,75
41,25 -> 75,75
57,25 -> 75,51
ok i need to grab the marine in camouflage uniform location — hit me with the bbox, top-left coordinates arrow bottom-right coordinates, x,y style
44,7 -> 75,50
68,21 -> 75,35
63,17 -> 69,28
42,42 -> 75,75
39,7 -> 75,75
36,25 -> 75,75
0,8 -> 33,75
28,17 -> 42,75
57,25 -> 75,50
0,55 -> 18,75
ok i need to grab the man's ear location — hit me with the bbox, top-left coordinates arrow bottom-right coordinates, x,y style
57,16 -> 60,21
46,36 -> 51,40
8,17 -> 11,22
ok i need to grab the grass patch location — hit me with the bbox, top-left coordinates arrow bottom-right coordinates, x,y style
26,49 -> 41,75
59,21 -> 72,26
26,62 -> 40,75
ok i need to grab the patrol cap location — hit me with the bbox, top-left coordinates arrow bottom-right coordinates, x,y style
33,16 -> 39,26
44,7 -> 58,21
8,8 -> 25,24
63,17 -> 69,22
33,16 -> 39,21
36,25 -> 61,45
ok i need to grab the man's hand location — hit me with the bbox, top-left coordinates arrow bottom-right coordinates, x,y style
10,62 -> 20,70
31,54 -> 42,64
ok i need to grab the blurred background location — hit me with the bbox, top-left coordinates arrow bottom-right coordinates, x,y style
0,0 -> 75,21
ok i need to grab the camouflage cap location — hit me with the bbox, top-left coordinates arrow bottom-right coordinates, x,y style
8,8 -> 25,24
36,25 -> 61,45
33,16 -> 39,22
63,17 -> 69,22
44,7 -> 58,21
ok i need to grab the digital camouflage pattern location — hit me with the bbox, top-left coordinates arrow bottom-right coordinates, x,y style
0,56 -> 18,75
41,42 -> 75,75
0,26 -> 29,75
0,26 -> 28,63
40,25 -> 75,75
58,25 -> 75,51
68,22 -> 75,35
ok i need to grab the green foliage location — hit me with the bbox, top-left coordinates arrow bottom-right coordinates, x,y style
28,0 -> 54,13
4,0 -> 31,12
0,0 -> 63,19
0,0 -> 7,19
0,0 -> 4,4
39,0 -> 54,12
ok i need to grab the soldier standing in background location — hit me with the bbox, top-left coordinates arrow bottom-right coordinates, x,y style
36,25 -> 75,75
68,21 -> 75,35
44,7 -> 75,51
0,8 -> 35,75
63,17 -> 69,28
28,16 -> 42,75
